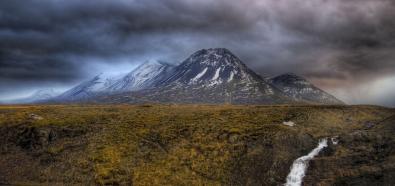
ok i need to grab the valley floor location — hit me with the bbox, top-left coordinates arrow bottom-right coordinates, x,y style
0,104 -> 394,185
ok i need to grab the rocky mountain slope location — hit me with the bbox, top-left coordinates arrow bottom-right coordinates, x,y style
270,73 -> 343,104
159,48 -> 267,87
52,48 -> 341,104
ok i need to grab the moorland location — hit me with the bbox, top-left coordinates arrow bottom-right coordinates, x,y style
0,104 -> 394,185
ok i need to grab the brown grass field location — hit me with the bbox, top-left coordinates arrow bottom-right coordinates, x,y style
0,104 -> 394,185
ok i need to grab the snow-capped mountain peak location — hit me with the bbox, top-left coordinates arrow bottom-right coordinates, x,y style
161,48 -> 262,86
55,60 -> 174,101
108,60 -> 174,92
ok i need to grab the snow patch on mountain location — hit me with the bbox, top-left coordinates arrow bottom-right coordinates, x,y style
108,60 -> 173,92
212,68 -> 221,81
228,71 -> 234,82
191,67 -> 208,83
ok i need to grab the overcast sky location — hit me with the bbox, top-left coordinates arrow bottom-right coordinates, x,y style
1,0 -> 394,106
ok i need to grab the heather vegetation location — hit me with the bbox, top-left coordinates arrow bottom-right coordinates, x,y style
0,104 -> 394,185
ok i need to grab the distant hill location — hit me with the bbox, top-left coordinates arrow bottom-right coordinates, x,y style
4,89 -> 59,104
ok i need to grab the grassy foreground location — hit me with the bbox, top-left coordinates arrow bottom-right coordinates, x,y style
0,104 -> 394,185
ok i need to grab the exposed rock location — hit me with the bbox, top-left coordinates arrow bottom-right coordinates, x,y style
364,121 -> 376,129
29,113 -> 43,120
16,127 -> 54,150
228,133 -> 242,144
283,121 -> 295,127
331,136 -> 339,145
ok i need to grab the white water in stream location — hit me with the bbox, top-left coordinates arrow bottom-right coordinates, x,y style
284,138 -> 328,186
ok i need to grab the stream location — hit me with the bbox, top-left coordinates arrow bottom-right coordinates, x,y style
284,138 -> 328,186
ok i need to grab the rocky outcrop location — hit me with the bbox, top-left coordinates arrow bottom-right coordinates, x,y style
0,124 -> 87,152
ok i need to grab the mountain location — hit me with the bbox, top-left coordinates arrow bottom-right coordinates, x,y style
54,48 -> 342,105
5,89 -> 59,104
28,89 -> 59,102
56,74 -> 118,101
270,73 -> 343,104
95,48 -> 292,104
160,48 -> 266,86
55,61 -> 173,101
108,60 -> 174,92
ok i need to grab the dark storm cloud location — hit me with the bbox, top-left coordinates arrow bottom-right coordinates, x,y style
0,0 -> 258,81
262,0 -> 395,79
0,0 -> 394,104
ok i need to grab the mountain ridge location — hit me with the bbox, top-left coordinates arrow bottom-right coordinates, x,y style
270,73 -> 343,104
108,60 -> 174,92
4,89 -> 60,104
47,48 -> 343,104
